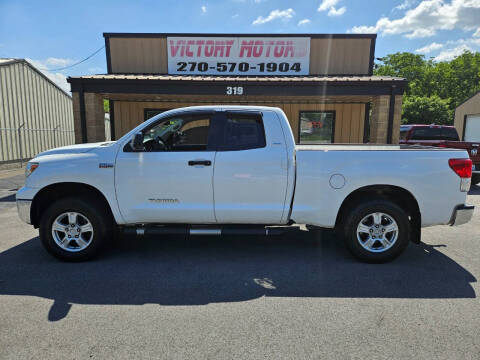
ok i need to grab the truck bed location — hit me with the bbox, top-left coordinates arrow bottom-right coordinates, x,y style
296,144 -> 468,151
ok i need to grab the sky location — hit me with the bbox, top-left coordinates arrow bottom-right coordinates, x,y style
1,0 -> 479,93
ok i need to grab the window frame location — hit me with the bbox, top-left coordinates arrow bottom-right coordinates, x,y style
298,110 -> 336,144
216,111 -> 267,151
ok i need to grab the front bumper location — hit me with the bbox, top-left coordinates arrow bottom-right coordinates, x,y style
16,199 -> 32,224
450,204 -> 475,226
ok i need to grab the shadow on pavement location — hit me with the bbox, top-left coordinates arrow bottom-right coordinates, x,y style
0,230 -> 476,321
0,193 -> 16,202
469,184 -> 480,196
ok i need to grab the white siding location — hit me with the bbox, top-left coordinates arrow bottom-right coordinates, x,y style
0,60 -> 75,164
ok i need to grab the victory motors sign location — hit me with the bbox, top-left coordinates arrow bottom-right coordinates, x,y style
167,36 -> 310,75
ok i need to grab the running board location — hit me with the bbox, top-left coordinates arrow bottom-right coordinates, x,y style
122,225 -> 298,237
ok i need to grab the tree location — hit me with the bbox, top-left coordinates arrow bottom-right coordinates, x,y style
103,99 -> 109,113
401,95 -> 452,125
375,50 -> 480,125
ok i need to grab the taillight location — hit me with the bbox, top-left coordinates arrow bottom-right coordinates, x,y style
449,158 -> 472,178
449,158 -> 472,192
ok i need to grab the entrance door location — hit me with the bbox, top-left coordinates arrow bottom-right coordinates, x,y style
115,111 -> 218,224
464,114 -> 480,142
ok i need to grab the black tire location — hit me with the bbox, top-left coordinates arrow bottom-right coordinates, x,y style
39,196 -> 112,261
471,174 -> 480,185
342,199 -> 411,263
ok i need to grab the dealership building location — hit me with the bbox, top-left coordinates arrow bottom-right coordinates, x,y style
67,33 -> 407,144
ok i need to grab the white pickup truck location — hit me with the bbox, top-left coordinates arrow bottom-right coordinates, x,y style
16,106 -> 474,263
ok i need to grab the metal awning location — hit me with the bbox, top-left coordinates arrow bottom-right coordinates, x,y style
67,74 -> 407,96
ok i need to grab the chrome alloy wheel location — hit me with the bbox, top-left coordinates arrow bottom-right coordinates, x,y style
356,212 -> 399,253
51,212 -> 94,252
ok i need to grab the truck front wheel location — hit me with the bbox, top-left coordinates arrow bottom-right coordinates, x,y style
343,200 -> 411,263
39,197 -> 111,261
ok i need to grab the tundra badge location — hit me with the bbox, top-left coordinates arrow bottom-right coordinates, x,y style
99,163 -> 114,168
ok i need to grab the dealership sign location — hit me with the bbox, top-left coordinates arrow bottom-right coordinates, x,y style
167,36 -> 310,76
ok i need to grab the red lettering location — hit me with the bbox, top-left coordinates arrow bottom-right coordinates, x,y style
253,40 -> 263,57
225,40 -> 234,57
214,41 -> 225,57
195,40 -> 205,57
239,40 -> 254,57
265,41 -> 275,57
284,41 -> 294,57
274,41 -> 285,57
205,40 -> 214,57
177,40 -> 186,56
170,40 -> 180,57
185,40 -> 195,57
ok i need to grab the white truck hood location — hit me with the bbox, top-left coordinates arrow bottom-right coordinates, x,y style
36,142 -> 116,157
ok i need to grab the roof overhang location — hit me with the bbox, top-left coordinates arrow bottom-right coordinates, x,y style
67,75 -> 407,97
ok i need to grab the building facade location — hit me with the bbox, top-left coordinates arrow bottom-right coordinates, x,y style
455,91 -> 480,141
0,58 -> 74,167
68,33 -> 407,144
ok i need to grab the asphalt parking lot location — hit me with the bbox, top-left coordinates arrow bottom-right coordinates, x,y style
0,171 -> 479,359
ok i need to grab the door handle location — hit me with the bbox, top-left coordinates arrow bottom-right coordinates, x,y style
188,160 -> 212,166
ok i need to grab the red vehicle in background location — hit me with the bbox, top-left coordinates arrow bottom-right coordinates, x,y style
400,124 -> 480,184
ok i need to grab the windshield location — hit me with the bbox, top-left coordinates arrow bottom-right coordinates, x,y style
399,128 -> 409,140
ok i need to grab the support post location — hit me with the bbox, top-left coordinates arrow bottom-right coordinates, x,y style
79,89 -> 87,143
109,100 -> 116,141
387,86 -> 396,144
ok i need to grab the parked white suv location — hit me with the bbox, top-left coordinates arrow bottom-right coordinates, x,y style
17,106 -> 474,262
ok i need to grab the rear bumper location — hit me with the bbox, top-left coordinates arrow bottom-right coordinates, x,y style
450,204 -> 475,226
16,199 -> 32,224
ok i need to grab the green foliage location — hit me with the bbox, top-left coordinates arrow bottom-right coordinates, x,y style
375,51 -> 480,125
402,95 -> 452,125
103,99 -> 109,113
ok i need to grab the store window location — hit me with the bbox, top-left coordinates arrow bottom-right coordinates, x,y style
144,109 -> 168,121
299,111 -> 335,144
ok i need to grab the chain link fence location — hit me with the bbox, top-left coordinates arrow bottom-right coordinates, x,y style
0,126 -> 75,168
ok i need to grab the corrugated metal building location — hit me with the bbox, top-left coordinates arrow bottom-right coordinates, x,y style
0,58 -> 74,167
68,33 -> 407,145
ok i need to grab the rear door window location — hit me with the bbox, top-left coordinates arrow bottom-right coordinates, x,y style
218,113 -> 266,151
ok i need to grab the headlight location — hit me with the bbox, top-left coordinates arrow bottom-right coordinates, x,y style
25,162 -> 39,178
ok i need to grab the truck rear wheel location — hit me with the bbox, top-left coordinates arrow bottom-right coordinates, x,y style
39,197 -> 111,261
343,200 -> 411,263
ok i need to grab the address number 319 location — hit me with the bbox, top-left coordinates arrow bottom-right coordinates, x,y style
226,86 -> 244,95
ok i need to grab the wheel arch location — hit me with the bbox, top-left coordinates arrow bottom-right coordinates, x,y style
31,182 -> 116,228
335,184 -> 422,243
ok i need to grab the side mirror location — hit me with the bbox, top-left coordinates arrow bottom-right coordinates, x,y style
131,132 -> 144,151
